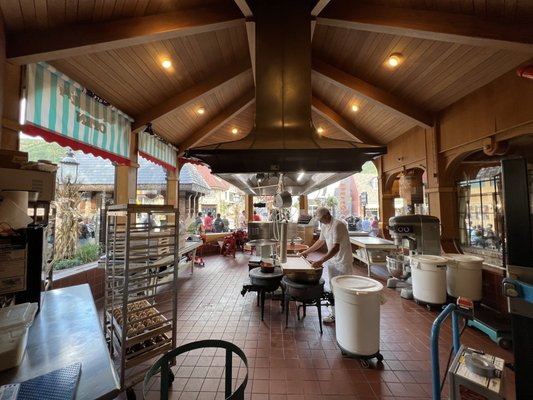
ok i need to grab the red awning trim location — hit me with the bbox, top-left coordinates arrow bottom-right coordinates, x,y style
139,150 -> 176,172
24,123 -> 131,165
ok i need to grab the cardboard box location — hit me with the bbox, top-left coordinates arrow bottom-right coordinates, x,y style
0,168 -> 56,201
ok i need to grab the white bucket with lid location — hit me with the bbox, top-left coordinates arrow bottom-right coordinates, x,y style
410,255 -> 448,305
331,275 -> 384,356
444,253 -> 484,301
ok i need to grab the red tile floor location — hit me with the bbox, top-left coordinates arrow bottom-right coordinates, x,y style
112,251 -> 516,399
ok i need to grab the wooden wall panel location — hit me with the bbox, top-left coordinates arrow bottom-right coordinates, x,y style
439,65 -> 533,152
381,126 -> 426,173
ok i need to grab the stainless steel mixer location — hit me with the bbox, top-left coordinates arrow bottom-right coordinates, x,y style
387,215 -> 441,298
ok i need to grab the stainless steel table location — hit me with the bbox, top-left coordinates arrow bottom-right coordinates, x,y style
350,236 -> 397,277
179,240 -> 204,274
0,284 -> 120,400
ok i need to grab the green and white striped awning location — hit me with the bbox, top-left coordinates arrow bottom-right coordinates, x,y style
24,63 -> 133,164
138,130 -> 177,171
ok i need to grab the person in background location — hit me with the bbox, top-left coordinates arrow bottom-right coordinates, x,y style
300,207 -> 352,324
370,216 -> 379,237
253,210 -> 261,221
204,211 -> 214,232
239,210 -> 247,230
362,217 -> 371,232
196,219 -> 206,235
214,213 -> 224,233
222,215 -> 230,232
79,218 -> 90,245
195,212 -> 203,228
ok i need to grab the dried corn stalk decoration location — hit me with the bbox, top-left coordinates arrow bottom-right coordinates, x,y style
52,182 -> 82,261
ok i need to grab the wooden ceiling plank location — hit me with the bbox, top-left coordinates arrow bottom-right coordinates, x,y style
177,89 -> 255,155
7,5 -> 244,64
312,95 -> 381,145
318,1 -> 533,52
312,57 -> 434,128
133,62 -> 251,130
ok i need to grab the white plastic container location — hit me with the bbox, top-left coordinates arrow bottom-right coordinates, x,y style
331,275 -> 383,356
0,302 -> 38,371
444,253 -> 484,301
410,255 -> 448,305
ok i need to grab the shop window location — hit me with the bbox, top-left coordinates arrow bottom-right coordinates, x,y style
457,169 -> 503,253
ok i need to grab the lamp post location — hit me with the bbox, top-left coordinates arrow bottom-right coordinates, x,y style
60,149 -> 79,184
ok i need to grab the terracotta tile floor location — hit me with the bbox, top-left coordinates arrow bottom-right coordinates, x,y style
112,252 -> 516,400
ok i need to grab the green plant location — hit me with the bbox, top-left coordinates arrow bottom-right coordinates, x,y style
53,258 -> 82,270
75,243 -> 101,264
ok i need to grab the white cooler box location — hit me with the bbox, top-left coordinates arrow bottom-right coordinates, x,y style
0,302 -> 38,371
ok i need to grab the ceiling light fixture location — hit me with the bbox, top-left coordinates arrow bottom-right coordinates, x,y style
387,53 -> 403,67
317,127 -> 324,134
231,128 -> 238,134
197,107 -> 205,115
297,171 -> 305,181
161,59 -> 172,69
351,104 -> 359,112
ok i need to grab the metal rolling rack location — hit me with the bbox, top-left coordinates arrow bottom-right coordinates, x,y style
103,204 -> 178,400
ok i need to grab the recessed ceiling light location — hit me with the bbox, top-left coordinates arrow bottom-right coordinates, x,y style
317,127 -> 324,134
197,107 -> 205,115
161,59 -> 172,69
387,53 -> 403,67
231,128 -> 238,134
351,104 -> 359,112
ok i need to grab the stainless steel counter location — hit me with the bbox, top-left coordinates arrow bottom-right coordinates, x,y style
0,284 -> 120,400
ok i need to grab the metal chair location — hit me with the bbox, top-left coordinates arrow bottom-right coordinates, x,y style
143,339 -> 249,400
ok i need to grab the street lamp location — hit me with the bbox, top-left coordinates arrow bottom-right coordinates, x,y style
60,149 -> 79,184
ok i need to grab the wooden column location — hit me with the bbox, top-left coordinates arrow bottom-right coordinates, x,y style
114,132 -> 138,205
424,121 -> 457,252
166,162 -> 179,224
298,195 -> 308,216
245,194 -> 253,221
1,63 -> 22,150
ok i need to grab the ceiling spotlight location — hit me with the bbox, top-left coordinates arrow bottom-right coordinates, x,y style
196,107 -> 205,115
351,104 -> 359,112
231,128 -> 238,134
256,173 -> 265,183
161,59 -> 172,69
317,127 -> 324,134
297,171 -> 305,181
387,53 -> 403,67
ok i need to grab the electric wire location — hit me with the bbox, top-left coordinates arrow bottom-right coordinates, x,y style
440,317 -> 468,393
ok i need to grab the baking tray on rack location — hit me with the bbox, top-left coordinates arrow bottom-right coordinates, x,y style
107,299 -> 173,367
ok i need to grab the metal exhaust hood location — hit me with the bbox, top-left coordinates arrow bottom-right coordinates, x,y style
186,0 -> 386,196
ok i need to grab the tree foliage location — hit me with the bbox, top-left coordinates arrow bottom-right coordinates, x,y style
20,138 -> 66,164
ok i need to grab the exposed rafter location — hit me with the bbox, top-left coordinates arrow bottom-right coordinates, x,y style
312,58 -> 434,128
133,62 -> 252,131
311,0 -> 331,39
319,1 -> 533,52
311,95 -> 382,146
234,0 -> 256,84
7,5 -> 244,64
177,90 -> 255,156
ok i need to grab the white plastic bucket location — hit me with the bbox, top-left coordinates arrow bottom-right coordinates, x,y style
444,253 -> 484,301
331,275 -> 383,356
410,255 -> 448,305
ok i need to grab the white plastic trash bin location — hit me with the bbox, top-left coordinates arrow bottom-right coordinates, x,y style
331,275 -> 384,358
410,255 -> 448,305
444,253 -> 484,301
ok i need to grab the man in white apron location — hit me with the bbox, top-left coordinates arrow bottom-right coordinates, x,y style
300,207 -> 352,323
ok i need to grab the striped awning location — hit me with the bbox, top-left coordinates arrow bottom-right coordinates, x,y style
24,63 -> 133,165
138,130 -> 177,171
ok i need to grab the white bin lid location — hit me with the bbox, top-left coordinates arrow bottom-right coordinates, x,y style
0,303 -> 38,333
331,275 -> 383,295
410,255 -> 448,270
443,253 -> 484,267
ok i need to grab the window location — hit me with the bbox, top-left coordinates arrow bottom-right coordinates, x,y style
457,169 -> 503,253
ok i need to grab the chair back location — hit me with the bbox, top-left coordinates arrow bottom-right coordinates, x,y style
143,339 -> 248,400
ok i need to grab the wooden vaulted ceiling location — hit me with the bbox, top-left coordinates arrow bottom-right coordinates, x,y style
2,0 -> 533,155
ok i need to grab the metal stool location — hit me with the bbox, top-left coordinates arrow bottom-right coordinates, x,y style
282,276 -> 325,334
248,267 -> 284,321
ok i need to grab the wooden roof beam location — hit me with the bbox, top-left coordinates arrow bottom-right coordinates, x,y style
311,95 -> 382,146
319,1 -> 533,52
233,0 -> 256,84
132,62 -> 251,131
312,58 -> 434,128
7,5 -> 244,64
177,90 -> 255,156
